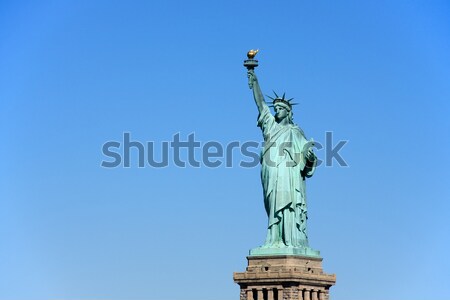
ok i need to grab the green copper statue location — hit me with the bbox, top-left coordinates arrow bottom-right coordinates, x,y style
244,50 -> 320,257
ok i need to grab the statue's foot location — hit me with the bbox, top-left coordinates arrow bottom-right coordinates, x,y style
273,241 -> 286,248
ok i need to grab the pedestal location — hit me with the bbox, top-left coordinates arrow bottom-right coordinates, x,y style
234,255 -> 336,300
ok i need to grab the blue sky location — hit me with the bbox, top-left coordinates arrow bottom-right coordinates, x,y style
1,1 -> 449,299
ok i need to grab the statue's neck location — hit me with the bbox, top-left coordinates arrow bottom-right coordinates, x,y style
276,118 -> 290,126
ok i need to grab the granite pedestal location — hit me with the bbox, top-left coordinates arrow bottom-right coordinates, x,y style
234,255 -> 336,300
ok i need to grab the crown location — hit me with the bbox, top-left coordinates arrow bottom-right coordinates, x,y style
266,91 -> 298,110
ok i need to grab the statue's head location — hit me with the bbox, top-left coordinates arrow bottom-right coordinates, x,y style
268,92 -> 296,124
274,102 -> 293,123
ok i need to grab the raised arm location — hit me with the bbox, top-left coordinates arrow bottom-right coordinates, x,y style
247,69 -> 267,114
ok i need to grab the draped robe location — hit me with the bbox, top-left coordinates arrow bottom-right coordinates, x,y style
257,105 -> 316,247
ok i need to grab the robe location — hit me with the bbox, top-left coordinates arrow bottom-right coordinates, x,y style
257,105 -> 316,247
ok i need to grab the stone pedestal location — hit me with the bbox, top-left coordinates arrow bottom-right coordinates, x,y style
234,255 -> 336,300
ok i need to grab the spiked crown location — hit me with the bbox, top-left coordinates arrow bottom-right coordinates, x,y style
266,91 -> 298,111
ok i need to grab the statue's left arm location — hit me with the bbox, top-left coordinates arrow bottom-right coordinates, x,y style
302,148 -> 317,178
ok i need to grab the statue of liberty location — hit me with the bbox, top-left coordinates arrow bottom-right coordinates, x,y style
245,51 -> 320,256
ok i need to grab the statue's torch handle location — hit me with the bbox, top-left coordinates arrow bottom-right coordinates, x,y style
244,50 -> 259,89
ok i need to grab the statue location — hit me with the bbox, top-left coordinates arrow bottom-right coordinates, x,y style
244,50 -> 320,256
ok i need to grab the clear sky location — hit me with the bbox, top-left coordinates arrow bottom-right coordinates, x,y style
1,1 -> 449,300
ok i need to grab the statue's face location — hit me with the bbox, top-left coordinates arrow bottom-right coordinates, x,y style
275,105 -> 288,121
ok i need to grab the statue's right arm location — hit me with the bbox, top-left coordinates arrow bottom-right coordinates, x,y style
248,70 -> 266,114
